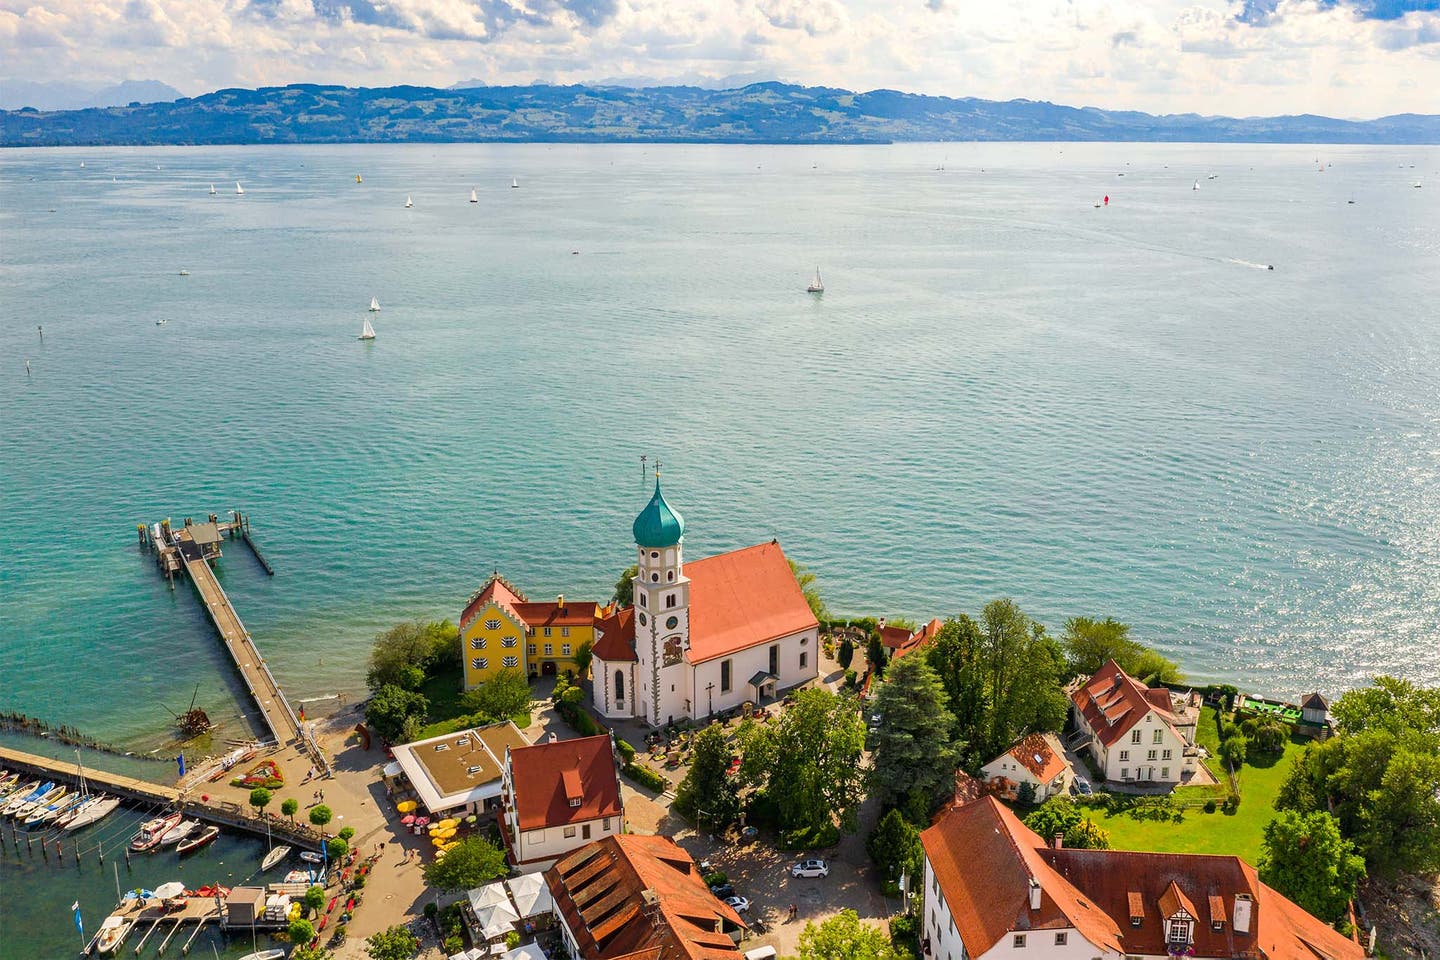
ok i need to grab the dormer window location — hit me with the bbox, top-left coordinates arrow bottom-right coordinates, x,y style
569,797 -> 582,808
1167,919 -> 1193,944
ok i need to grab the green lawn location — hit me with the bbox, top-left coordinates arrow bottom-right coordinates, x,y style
413,664 -> 532,740
1095,735 -> 1303,866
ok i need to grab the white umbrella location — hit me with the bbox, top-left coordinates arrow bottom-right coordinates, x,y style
152,881 -> 186,900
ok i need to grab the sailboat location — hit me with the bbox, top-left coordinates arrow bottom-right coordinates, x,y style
64,795 -> 120,831
1193,180 -> 1200,191
209,183 -> 216,195
806,267 -> 824,294
261,844 -> 292,871
405,195 -> 413,208
369,296 -> 380,312
235,182 -> 245,195
511,177 -> 520,189
469,188 -> 479,203
359,318 -> 376,341
355,174 -> 363,183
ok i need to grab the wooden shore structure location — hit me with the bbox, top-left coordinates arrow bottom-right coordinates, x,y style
138,513 -> 331,778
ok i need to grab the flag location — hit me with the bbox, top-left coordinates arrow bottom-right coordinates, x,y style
72,901 -> 83,937
176,753 -> 186,776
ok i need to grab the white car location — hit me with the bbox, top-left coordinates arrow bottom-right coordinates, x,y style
725,895 -> 751,913
791,859 -> 829,878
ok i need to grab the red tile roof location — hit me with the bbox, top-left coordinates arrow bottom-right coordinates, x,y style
593,607 -> 637,663
544,835 -> 745,960
684,541 -> 818,663
514,600 -> 599,629
922,800 -> 1362,960
998,732 -> 1069,784
878,625 -> 912,650
508,735 -> 623,832
890,618 -> 943,663
1072,659 -> 1178,748
461,574 -> 527,629
920,797 -> 1125,958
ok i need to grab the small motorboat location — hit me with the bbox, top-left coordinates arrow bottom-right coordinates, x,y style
93,916 -> 132,955
178,269 -> 189,276
160,818 -> 201,845
237,950 -> 285,960
300,850 -> 324,863
131,812 -> 182,853
65,795 -> 120,831
12,785 -> 64,820
156,319 -> 169,325
177,825 -> 219,855
261,844 -> 292,871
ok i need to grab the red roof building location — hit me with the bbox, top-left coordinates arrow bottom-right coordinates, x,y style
501,734 -> 625,873
1070,660 -> 1199,787
979,732 -> 1075,802
545,834 -> 747,960
920,796 -> 1362,960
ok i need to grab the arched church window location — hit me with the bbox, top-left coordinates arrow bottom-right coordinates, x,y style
667,571 -> 674,582
615,670 -> 625,701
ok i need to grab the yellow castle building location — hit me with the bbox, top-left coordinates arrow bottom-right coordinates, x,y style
459,573 -> 598,691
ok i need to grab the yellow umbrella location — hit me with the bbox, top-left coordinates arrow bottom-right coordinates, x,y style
428,825 -> 443,836
436,818 -> 459,829
437,826 -> 457,839
396,800 -> 418,813
432,836 -> 447,847
442,841 -> 460,851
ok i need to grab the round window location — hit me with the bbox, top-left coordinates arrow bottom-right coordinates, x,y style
650,551 -> 659,559
638,613 -> 648,626
665,616 -> 679,630
651,573 -> 659,582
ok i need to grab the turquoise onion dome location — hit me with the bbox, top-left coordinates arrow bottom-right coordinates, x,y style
633,476 -> 685,547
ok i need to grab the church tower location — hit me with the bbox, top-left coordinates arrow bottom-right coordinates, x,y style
631,474 -> 693,725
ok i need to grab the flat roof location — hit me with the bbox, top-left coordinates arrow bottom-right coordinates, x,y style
189,521 -> 221,545
392,722 -> 530,814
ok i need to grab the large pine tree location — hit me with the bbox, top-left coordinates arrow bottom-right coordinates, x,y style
869,654 -> 961,812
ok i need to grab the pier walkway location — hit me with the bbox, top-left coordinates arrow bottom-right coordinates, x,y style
146,515 -> 331,778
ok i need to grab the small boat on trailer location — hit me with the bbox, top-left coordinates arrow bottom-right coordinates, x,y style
177,825 -> 219,855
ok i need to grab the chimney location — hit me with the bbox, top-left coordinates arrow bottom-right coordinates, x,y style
1233,895 -> 1253,934
1028,878 -> 1041,911
1054,833 -> 1063,849
557,594 -> 565,610
878,617 -> 887,629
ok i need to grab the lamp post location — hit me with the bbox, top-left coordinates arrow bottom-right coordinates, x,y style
706,683 -> 715,718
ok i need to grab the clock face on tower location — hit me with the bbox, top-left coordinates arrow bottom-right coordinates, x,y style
665,615 -> 679,630
663,636 -> 684,666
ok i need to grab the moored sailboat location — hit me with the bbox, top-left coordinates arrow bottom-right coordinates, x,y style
261,844 -> 292,871
65,795 -> 120,830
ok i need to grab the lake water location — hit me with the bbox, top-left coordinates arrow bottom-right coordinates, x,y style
2,139 -> 1440,954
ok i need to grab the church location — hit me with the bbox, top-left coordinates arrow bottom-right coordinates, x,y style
590,476 -> 821,727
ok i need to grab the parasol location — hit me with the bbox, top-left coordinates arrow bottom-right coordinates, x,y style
396,800 -> 418,813
152,881 -> 186,900
437,818 -> 459,829
400,814 -> 416,825
437,826 -> 457,839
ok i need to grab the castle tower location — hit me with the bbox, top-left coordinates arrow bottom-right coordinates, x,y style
631,475 -> 692,725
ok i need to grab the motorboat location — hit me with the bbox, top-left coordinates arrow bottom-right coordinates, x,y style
93,916 -> 132,955
160,818 -> 201,845
300,850 -> 324,863
11,784 -> 63,820
1,781 -> 44,815
177,825 -> 219,855
237,950 -> 286,960
130,812 -> 182,853
65,795 -> 120,831
261,844 -> 292,871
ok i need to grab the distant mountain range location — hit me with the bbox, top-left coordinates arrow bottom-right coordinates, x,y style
3,81 -> 1437,147
0,79 -> 183,113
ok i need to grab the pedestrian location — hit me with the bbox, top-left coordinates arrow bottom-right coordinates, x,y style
789,903 -> 797,921
379,842 -> 385,857
318,790 -> 324,802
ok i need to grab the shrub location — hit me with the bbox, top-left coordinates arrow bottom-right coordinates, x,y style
616,739 -> 637,762
623,763 -> 669,793
1222,793 -> 1241,815
443,934 -> 464,954
1204,799 -> 1218,814
890,912 -> 919,950
506,931 -> 521,949
424,903 -> 438,920
354,874 -> 367,889
703,871 -> 728,887
843,669 -> 857,689
1219,734 -> 1249,768
288,917 -> 315,945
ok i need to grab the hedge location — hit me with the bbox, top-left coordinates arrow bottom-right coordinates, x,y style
623,763 -> 669,793
616,739 -> 637,762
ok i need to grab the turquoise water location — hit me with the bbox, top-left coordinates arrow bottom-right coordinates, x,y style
3,142 -> 1440,753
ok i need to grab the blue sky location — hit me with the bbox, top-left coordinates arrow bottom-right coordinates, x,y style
2,0 -> 1438,116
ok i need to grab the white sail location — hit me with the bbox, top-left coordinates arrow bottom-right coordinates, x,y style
369,296 -> 380,312
359,318 -> 376,340
405,195 -> 413,208
469,188 -> 478,203
807,267 -> 824,293
511,178 -> 519,188
209,183 -> 216,195
1193,180 -> 1200,190
236,182 -> 245,195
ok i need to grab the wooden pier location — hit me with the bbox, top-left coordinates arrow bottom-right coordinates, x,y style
141,514 -> 330,778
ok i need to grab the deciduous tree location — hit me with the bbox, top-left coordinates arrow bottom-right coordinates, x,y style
281,797 -> 299,822
793,909 -> 905,960
788,559 -> 829,620
366,619 -> 458,691
1061,617 -> 1180,685
288,917 -> 315,946
461,668 -> 532,723
422,835 -> 508,893
739,688 -> 865,835
249,787 -> 272,816
365,683 -> 429,743
613,565 -> 637,606
365,924 -> 421,960
673,724 -> 741,832
309,804 -> 333,834
1022,796 -> 1111,849
1259,810 -> 1365,921
869,655 -> 960,813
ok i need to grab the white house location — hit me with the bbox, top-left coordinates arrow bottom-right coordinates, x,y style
500,733 -> 624,874
980,732 -> 1074,802
591,475 -> 820,727
1070,661 -> 1197,787
919,795 -> 1363,960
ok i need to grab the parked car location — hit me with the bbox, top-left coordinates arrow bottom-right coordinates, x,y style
1073,776 -> 1093,796
710,883 -> 736,899
725,895 -> 751,914
791,859 -> 829,878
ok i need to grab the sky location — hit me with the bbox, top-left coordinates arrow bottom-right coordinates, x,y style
1,0 -> 1438,117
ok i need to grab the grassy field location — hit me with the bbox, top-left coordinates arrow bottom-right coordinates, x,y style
1095,731 -> 1303,865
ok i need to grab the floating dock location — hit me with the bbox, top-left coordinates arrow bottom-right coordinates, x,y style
140,514 -> 330,778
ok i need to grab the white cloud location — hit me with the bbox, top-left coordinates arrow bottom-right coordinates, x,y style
0,0 -> 1436,116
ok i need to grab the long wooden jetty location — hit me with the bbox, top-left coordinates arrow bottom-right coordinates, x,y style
0,744 -> 325,851
140,514 -> 330,777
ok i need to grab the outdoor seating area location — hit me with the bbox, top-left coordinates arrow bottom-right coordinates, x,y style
460,873 -> 557,956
